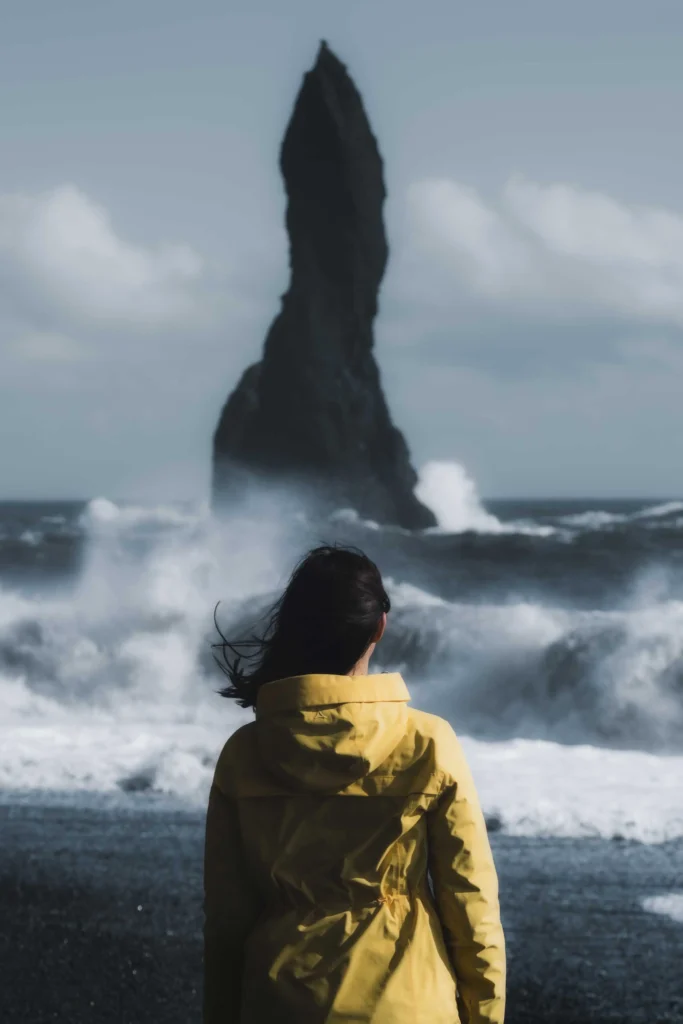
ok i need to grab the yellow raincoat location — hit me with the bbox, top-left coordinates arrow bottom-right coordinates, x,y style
204,673 -> 505,1023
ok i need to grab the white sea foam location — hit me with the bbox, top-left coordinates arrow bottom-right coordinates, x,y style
416,461 -> 502,533
19,530 -> 43,546
641,893 -> 683,923
415,461 -> 554,536
328,508 -> 382,531
385,583 -> 683,750
560,510 -> 627,529
632,500 -> 683,520
1,709 -> 681,842
1,494 -> 682,841
549,501 -> 683,532
561,501 -> 683,532
559,499 -> 683,532
81,496 -> 205,530
463,737 -> 683,843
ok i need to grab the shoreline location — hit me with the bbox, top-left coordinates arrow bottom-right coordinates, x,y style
1,801 -> 681,1023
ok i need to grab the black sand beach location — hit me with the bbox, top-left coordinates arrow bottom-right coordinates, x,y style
1,801 -> 681,1024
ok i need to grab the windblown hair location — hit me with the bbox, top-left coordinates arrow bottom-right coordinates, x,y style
213,545 -> 391,710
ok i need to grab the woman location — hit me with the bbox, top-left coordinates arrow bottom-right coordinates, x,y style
204,545 -> 505,1024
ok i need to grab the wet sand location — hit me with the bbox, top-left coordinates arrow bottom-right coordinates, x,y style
1,801 -> 681,1023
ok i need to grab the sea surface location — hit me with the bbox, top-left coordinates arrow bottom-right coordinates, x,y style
2,462 -> 683,844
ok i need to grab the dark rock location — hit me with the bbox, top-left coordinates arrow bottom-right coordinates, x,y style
212,42 -> 436,530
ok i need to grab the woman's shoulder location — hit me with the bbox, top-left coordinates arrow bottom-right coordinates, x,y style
404,706 -> 471,781
406,705 -> 458,744
212,721 -> 259,795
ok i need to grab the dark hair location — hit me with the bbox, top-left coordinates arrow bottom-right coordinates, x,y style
213,545 -> 391,709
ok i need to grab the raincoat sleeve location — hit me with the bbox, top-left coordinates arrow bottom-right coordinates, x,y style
427,725 -> 506,1024
203,781 -> 260,1024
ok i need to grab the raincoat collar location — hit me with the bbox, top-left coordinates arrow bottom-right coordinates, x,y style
256,672 -> 410,715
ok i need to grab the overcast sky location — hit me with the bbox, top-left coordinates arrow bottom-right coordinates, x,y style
2,0 -> 683,500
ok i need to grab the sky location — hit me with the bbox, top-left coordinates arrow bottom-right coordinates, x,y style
2,0 -> 683,500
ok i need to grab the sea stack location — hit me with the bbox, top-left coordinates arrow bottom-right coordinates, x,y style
212,42 -> 436,529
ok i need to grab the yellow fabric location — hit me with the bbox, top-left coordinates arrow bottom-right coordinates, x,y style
204,673 -> 506,1024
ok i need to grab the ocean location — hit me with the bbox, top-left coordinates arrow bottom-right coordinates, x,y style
2,462 -> 683,845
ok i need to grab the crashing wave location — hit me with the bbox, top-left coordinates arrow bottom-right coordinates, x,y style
632,500 -> 683,520
560,510 -> 627,529
1,489 -> 683,842
415,461 -> 555,537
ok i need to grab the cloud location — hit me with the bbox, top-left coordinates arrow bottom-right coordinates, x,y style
408,176 -> 683,325
0,181 -> 278,499
10,330 -> 85,362
0,184 -> 203,327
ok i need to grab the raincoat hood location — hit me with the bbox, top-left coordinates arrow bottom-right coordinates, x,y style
255,672 -> 411,793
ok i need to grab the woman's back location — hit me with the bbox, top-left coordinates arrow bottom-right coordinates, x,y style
204,671 -> 505,1024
